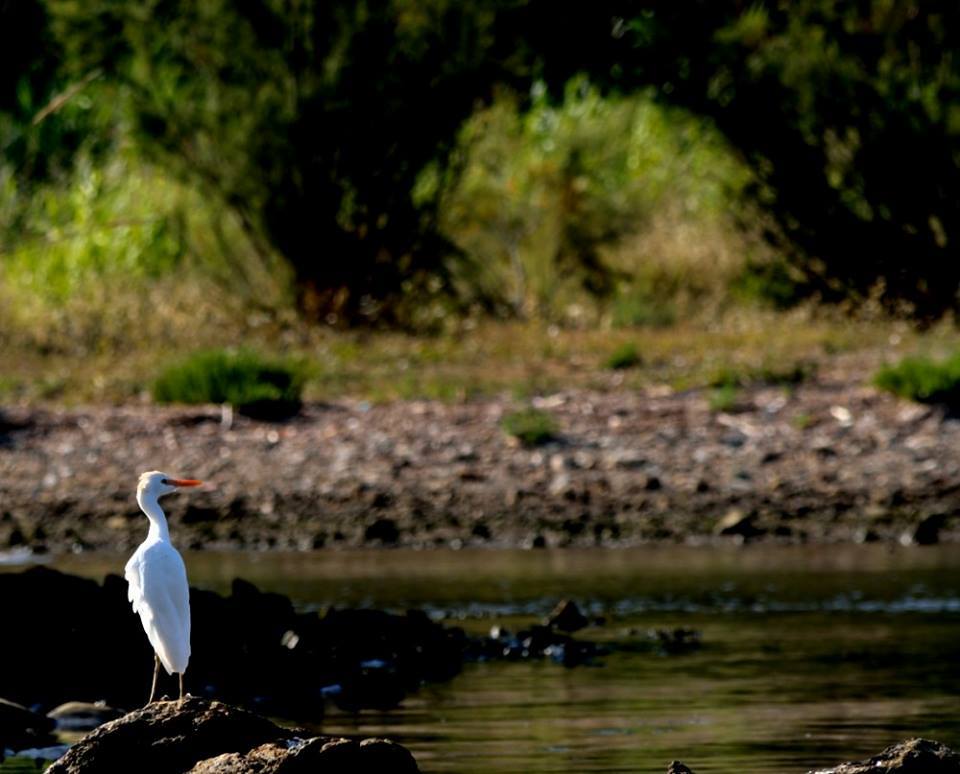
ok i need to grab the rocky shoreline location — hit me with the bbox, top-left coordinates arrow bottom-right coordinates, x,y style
6,696 -> 957,773
2,381 -> 960,553
46,697 -> 420,773
0,567 -> 607,719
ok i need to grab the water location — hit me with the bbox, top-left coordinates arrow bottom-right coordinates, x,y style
14,545 -> 960,772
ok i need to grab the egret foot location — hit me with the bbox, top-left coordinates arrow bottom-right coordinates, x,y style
146,654 -> 161,705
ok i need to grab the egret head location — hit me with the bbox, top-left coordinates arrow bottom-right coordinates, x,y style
137,470 -> 202,500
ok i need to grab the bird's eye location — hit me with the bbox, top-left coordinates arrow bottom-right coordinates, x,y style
161,478 -> 170,485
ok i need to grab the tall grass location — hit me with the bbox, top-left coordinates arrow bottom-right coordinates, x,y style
0,150 -> 293,354
152,349 -> 304,418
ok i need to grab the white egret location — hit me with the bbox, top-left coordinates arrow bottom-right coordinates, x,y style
125,471 -> 201,703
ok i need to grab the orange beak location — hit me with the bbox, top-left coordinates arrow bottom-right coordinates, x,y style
168,478 -> 203,488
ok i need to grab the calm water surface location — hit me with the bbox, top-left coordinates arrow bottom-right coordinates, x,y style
26,546 -> 960,772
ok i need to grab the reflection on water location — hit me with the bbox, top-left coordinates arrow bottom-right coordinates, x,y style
12,545 -> 960,773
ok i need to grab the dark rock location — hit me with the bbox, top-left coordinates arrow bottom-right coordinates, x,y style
471,622 -> 604,667
189,737 -> 419,774
47,697 -> 420,774
667,762 -> 697,774
364,517 -> 400,544
714,509 -> 763,539
0,568 -> 464,717
0,697 -> 57,751
807,738 -> 960,773
908,513 -> 948,546
546,600 -> 589,633
649,628 -> 701,654
46,698 -> 281,774
471,521 -> 491,540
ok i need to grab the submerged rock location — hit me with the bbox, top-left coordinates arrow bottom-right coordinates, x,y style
0,568 -> 605,723
47,697 -> 420,774
546,599 -> 589,633
0,697 -> 57,751
47,701 -> 124,731
808,738 -> 960,773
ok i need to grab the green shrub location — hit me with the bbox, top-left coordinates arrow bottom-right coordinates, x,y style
606,342 -> 642,370
502,408 -> 557,446
874,354 -> 960,407
710,361 -> 815,389
708,384 -> 740,413
152,350 -> 303,419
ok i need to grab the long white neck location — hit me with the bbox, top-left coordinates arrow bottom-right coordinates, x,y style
136,490 -> 170,543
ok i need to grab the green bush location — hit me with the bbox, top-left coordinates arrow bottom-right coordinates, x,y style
502,408 -> 557,446
710,361 -> 815,389
874,354 -> 960,407
152,350 -> 303,419
606,342 -> 642,370
708,384 -> 740,413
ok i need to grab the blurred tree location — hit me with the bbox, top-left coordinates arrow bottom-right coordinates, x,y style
45,0 -> 518,323
611,1 -> 960,317
20,0 -> 960,321
0,0 -> 105,183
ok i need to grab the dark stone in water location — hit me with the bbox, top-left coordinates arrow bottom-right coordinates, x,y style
47,701 -> 124,732
0,697 -> 57,751
46,696 -> 420,774
649,628 -> 701,654
471,622 -> 604,667
0,567 -> 601,722
546,599 -> 589,633
808,738 -> 960,773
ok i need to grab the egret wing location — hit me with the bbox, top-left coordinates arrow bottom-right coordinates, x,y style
124,549 -> 146,614
128,543 -> 192,674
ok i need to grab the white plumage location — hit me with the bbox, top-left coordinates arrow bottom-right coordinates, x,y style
126,470 -> 201,702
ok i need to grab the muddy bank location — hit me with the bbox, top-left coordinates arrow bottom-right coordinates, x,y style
2,382 -> 960,552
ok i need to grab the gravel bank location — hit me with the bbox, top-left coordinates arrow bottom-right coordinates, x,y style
2,379 -> 959,553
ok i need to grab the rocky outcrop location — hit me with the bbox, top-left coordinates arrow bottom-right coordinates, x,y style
808,738 -> 960,774
0,697 -> 57,751
47,697 -> 419,774
0,567 -> 604,718
665,739 -> 960,774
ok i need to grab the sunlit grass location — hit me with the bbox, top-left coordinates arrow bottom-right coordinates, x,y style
874,352 -> 960,407
0,308 -> 950,406
153,349 -> 304,418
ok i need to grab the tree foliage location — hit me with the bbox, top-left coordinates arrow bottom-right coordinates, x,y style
7,0 -> 960,321
613,1 -> 960,316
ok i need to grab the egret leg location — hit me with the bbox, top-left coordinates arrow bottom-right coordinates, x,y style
147,654 -> 161,705
178,673 -> 185,702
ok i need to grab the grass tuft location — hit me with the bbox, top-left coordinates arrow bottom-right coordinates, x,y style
708,384 -> 740,412
502,408 -> 558,446
709,360 -> 815,389
874,354 -> 960,407
605,342 -> 642,370
152,349 -> 303,419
